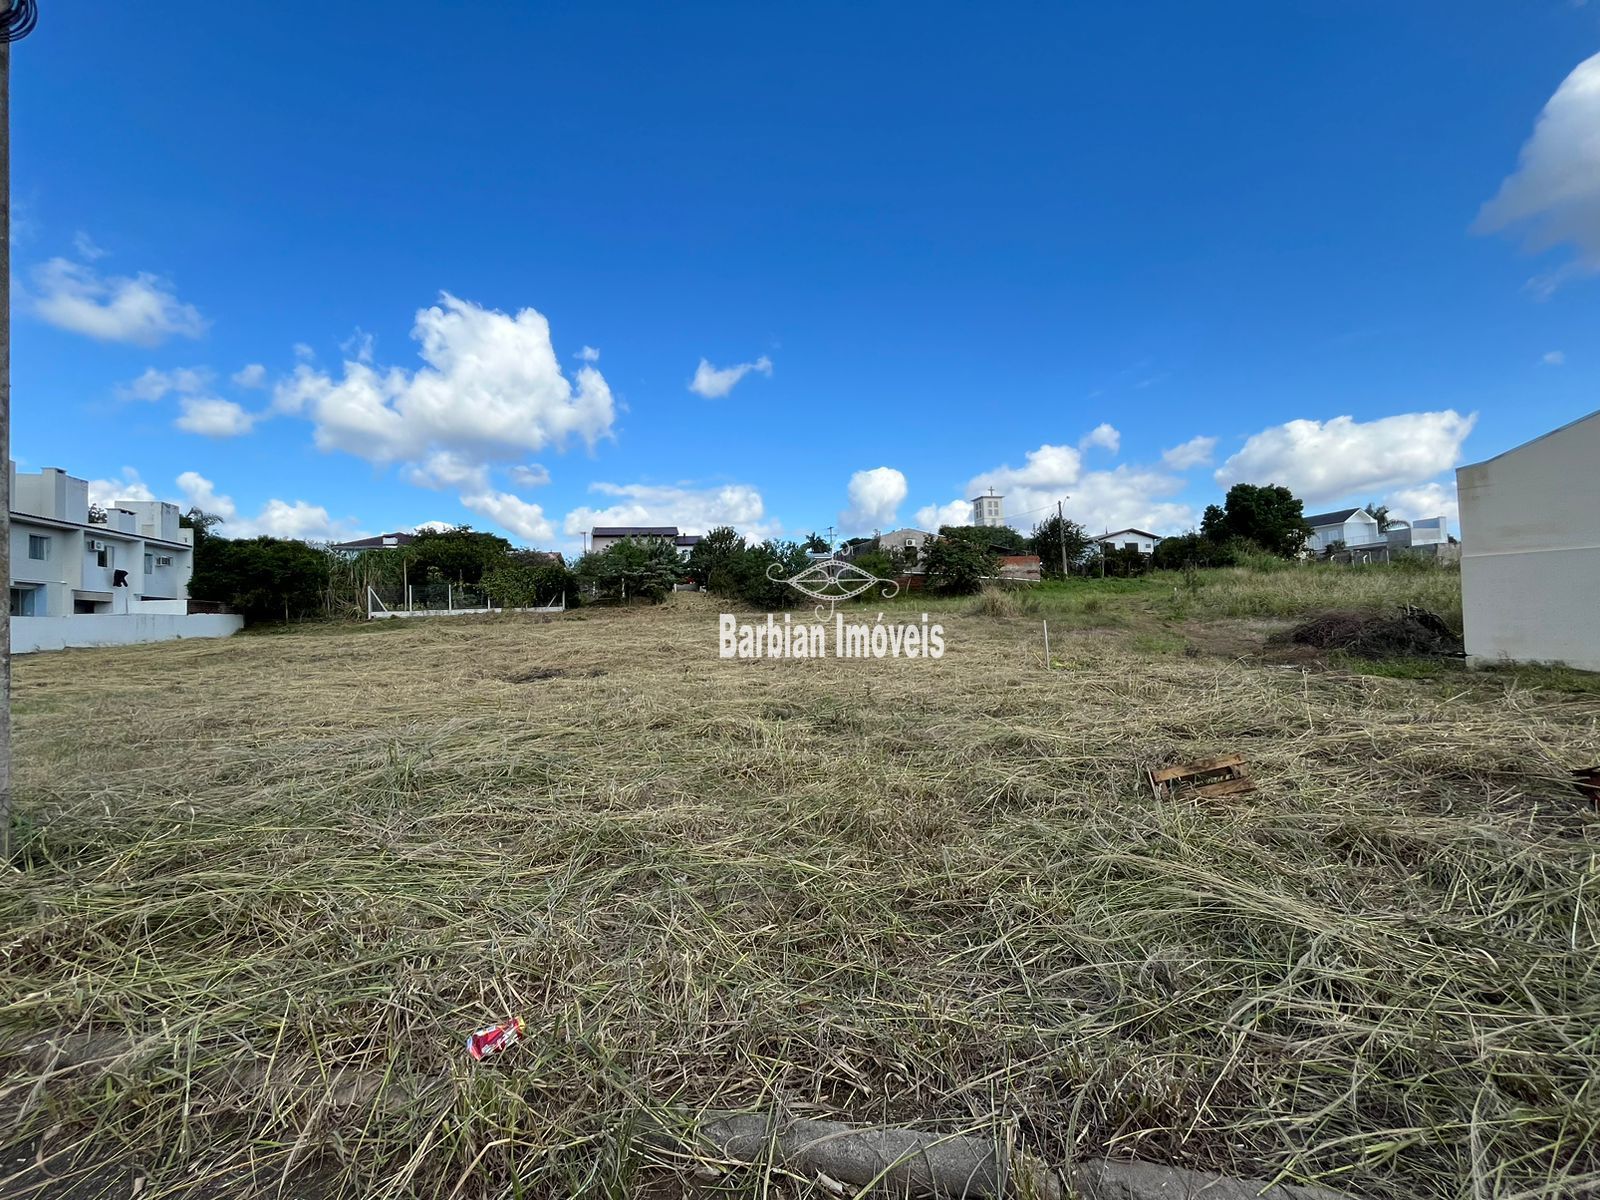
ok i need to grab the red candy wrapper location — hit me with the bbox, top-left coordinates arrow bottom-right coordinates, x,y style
466,1017 -> 525,1061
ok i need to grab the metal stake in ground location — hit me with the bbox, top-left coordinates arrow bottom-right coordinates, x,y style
0,0 -> 39,864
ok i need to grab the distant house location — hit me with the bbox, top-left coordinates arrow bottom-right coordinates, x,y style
1303,508 -> 1381,555
521,549 -> 567,567
330,531 -> 418,552
1457,409 -> 1600,670
1386,517 -> 1449,550
863,527 -> 935,572
8,462 -> 241,653
1098,528 -> 1163,556
590,526 -> 700,560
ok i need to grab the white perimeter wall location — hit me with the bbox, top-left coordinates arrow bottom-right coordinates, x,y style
12,613 -> 243,654
1458,411 -> 1600,671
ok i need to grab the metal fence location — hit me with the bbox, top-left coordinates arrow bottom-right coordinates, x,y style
366,584 -> 566,619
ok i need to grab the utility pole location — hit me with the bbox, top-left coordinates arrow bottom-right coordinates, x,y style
1056,498 -> 1069,579
0,0 -> 38,864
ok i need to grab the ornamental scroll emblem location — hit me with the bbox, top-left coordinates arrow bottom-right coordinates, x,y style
766,556 -> 901,620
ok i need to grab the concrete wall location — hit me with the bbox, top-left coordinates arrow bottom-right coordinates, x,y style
12,613 -> 243,654
1458,410 -> 1600,671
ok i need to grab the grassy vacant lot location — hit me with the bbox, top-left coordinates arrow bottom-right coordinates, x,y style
3,565 -> 1598,1199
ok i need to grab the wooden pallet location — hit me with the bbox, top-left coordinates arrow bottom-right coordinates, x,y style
1148,754 -> 1256,800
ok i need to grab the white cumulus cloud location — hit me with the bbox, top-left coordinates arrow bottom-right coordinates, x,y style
564,481 -> 776,541
688,354 -> 773,399
913,499 -> 976,530
86,468 -> 156,509
1080,423 -> 1121,453
176,471 -> 357,541
403,449 -> 491,493
1161,435 -> 1217,469
508,463 -> 551,489
1215,410 -> 1477,507
31,257 -> 206,346
273,293 -> 615,469
120,366 -> 213,403
1475,52 -> 1600,291
1385,480 -> 1459,532
461,490 -> 555,543
916,427 -> 1197,536
233,363 -> 267,389
176,471 -> 236,522
842,466 -> 908,530
175,396 -> 259,437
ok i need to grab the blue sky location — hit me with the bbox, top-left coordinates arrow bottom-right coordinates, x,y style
13,2 -> 1599,552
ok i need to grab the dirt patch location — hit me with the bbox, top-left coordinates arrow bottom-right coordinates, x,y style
1285,606 -> 1462,659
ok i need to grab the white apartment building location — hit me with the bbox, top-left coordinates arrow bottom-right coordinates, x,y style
9,463 -> 241,652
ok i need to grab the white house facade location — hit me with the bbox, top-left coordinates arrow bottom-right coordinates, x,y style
1457,410 -> 1600,671
1304,508 -> 1382,554
8,463 -> 242,653
588,526 -> 700,560
1098,528 -> 1163,555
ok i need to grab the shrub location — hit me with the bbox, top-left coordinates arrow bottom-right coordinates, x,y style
967,586 -> 1041,617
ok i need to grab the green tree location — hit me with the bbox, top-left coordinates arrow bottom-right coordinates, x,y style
840,535 -> 874,557
576,537 -> 684,602
1095,544 -> 1148,578
850,549 -> 900,582
686,525 -> 747,589
731,539 -> 811,609
1151,531 -> 1239,570
1199,484 -> 1310,558
938,524 -> 1028,554
801,531 -> 831,554
1365,503 -> 1393,532
190,535 -> 332,624
1029,513 -> 1091,579
480,561 -> 577,607
409,526 -> 513,585
924,536 -> 999,593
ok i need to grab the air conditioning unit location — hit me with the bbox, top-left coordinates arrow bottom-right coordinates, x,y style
155,555 -> 173,567
90,540 -> 106,552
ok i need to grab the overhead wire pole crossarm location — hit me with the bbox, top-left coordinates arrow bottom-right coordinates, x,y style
0,0 -> 40,865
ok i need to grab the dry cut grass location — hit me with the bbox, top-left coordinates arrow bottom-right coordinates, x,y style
2,588 -> 1598,1199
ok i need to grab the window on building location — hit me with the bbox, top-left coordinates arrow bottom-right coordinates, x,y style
8,587 -> 37,617
145,553 -> 154,574
95,545 -> 113,569
27,535 -> 48,561
1124,542 -> 1138,553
